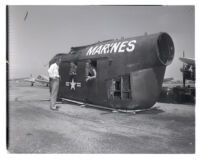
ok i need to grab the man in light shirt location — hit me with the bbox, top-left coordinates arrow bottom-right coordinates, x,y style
48,58 -> 61,110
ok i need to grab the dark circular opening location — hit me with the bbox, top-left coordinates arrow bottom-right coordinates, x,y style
157,33 -> 175,65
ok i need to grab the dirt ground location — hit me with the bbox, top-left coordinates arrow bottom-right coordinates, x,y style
7,82 -> 195,153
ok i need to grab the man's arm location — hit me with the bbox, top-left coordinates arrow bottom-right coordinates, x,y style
86,69 -> 97,82
54,65 -> 60,78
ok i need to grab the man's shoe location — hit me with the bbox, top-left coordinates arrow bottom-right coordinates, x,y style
50,106 -> 58,111
56,105 -> 61,110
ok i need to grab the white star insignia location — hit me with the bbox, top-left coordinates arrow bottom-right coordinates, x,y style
70,79 -> 76,90
65,79 -> 81,90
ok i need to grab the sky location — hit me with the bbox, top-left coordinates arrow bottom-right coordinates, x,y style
8,5 -> 194,80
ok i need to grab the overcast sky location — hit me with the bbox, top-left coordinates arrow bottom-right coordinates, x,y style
9,5 -> 194,80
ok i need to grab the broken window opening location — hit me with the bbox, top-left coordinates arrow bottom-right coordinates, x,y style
108,75 -> 131,100
69,61 -> 78,76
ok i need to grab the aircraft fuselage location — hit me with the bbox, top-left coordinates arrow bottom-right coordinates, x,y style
51,32 -> 175,109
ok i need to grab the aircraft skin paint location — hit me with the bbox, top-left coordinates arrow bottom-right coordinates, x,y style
51,32 -> 174,109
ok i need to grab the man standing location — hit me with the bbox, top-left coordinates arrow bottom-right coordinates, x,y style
48,58 -> 61,110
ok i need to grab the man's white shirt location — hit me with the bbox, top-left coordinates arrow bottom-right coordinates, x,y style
48,63 -> 60,79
